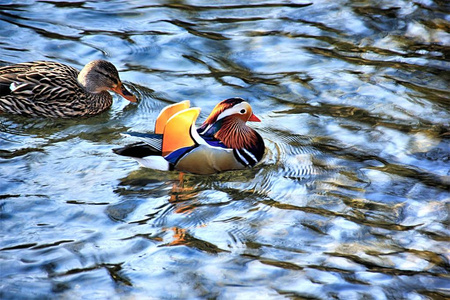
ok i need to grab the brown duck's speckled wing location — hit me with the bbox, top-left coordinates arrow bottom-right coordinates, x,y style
0,61 -> 108,118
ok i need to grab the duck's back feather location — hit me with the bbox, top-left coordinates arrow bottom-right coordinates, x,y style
113,142 -> 161,158
113,132 -> 163,158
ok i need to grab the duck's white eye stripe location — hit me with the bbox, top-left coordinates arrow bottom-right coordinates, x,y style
217,102 -> 249,120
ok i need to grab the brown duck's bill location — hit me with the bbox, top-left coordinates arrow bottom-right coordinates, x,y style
113,83 -> 137,102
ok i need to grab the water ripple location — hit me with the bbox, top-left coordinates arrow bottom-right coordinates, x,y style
1,0 -> 449,299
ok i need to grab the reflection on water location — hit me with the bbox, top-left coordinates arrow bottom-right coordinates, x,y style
1,0 -> 449,299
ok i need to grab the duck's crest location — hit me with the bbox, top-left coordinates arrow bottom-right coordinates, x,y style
202,97 -> 245,126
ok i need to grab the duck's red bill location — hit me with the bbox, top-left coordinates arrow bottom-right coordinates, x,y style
248,113 -> 261,122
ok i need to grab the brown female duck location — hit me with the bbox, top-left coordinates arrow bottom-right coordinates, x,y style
0,60 -> 136,118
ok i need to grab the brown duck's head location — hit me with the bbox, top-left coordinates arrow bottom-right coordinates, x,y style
77,60 -> 137,102
203,97 -> 261,126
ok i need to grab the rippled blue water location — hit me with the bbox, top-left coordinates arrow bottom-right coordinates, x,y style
1,1 -> 449,299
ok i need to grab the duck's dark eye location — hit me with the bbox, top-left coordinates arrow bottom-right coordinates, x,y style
240,109 -> 246,114
96,71 -> 119,84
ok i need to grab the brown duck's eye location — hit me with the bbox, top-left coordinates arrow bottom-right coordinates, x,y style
240,109 -> 246,114
97,71 -> 118,83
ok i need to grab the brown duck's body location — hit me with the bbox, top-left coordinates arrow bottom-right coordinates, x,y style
0,60 -> 136,118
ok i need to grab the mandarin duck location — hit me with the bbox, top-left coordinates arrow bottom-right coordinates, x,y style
113,97 -> 265,175
0,60 -> 136,118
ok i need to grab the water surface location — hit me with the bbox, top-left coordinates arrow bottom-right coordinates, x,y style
1,0 -> 449,299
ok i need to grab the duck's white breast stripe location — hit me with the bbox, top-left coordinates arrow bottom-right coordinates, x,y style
234,149 -> 250,166
198,123 -> 213,135
242,148 -> 257,164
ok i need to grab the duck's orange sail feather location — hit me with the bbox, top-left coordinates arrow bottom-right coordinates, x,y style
155,100 -> 190,134
162,107 -> 200,156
